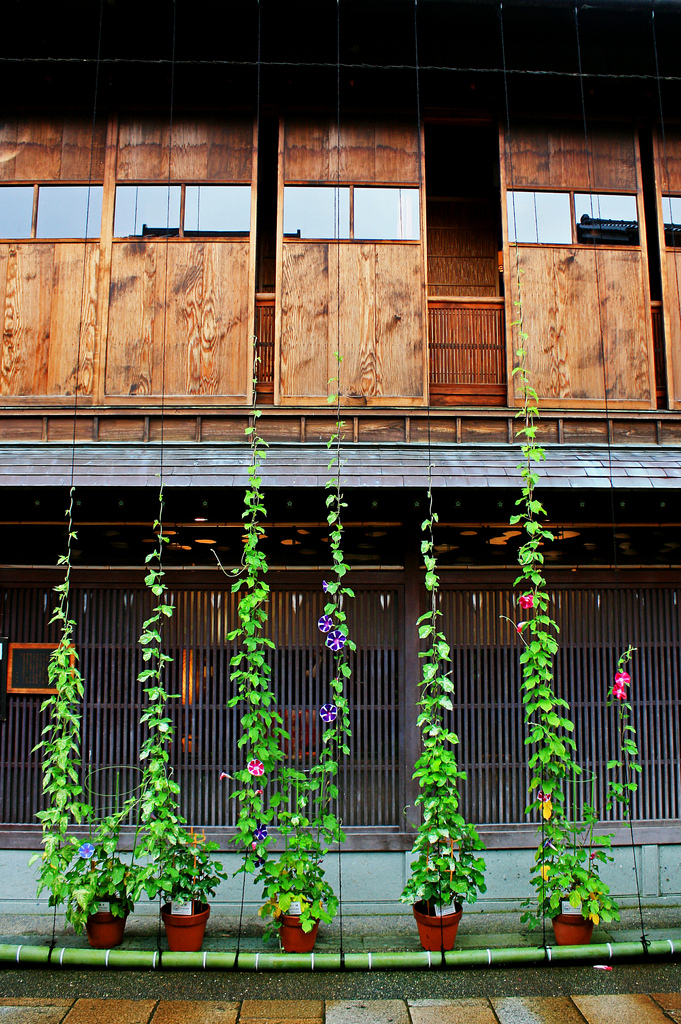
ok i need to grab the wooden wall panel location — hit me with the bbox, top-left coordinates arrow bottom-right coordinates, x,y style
664,250 -> 681,406
375,244 -> 424,398
284,116 -> 419,183
280,243 -> 331,399
116,115 -> 252,182
507,121 -> 637,191
106,241 -> 250,398
508,246 -> 652,406
657,128 -> 681,193
0,116 -> 106,182
0,243 -> 98,397
427,199 -> 497,296
280,242 -> 424,402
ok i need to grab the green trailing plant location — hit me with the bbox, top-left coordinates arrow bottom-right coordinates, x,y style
509,303 -> 638,928
62,801 -> 139,932
31,486 -> 90,909
257,356 -> 353,938
400,490 -> 486,913
134,490 -> 225,906
226,408 -> 286,876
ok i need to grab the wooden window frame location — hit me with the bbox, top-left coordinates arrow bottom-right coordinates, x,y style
281,182 -> 422,244
506,186 -> 643,250
0,182 -> 105,242
111,181 -> 253,241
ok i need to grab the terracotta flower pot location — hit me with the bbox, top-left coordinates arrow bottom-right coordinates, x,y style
161,903 -> 210,952
279,913 -> 320,953
85,909 -> 128,949
412,901 -> 463,952
551,913 -> 595,946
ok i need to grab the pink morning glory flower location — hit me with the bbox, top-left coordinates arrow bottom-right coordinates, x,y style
247,759 -> 265,777
518,594 -> 534,610
614,671 -> 630,687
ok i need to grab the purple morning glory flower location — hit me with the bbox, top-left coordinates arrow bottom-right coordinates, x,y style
325,630 -> 346,652
322,580 -> 330,593
318,614 -> 334,633
78,842 -> 95,860
254,823 -> 268,842
320,703 -> 338,723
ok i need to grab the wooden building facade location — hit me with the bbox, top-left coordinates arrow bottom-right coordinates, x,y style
1,0 -> 681,882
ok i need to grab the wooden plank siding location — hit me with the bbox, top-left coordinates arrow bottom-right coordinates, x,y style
654,128 -> 681,410
507,247 -> 652,406
277,115 -> 427,406
105,241 -> 251,398
0,114 -> 106,182
279,242 -> 424,403
502,121 -> 656,409
115,114 -> 253,182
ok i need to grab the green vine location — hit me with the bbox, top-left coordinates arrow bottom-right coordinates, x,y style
226,410 -> 285,874
400,486 -> 486,911
31,486 -> 90,907
134,488 -> 224,904
510,302 -> 624,928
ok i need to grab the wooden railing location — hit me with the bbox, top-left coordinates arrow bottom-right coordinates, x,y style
651,300 -> 667,407
428,298 -> 506,405
255,293 -> 275,401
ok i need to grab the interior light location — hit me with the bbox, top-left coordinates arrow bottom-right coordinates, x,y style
195,538 -> 217,545
194,517 -> 208,522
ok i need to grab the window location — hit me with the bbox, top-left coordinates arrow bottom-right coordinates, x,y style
184,185 -> 251,235
506,191 -> 571,244
663,196 -> 681,248
574,193 -> 638,245
507,189 -> 639,246
114,185 -> 182,237
283,186 -> 350,239
36,186 -> 103,239
283,185 -> 419,240
114,184 -> 251,238
0,187 -> 33,238
0,184 -> 103,239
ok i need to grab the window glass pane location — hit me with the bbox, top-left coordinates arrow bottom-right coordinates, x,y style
114,185 -> 181,237
354,188 -> 420,240
36,186 -> 103,239
507,191 -> 571,244
283,186 -> 350,239
0,186 -> 33,238
574,193 -> 638,245
184,185 -> 251,234
663,195 -> 681,247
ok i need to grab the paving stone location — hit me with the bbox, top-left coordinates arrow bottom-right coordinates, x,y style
651,994 -> 681,1022
571,994 -> 670,1024
492,996 -> 586,1024
326,1000 -> 410,1024
408,998 -> 496,1024
62,1000 -> 156,1024
240,1001 -> 323,1020
0,1008 -> 70,1024
152,1002 -> 239,1024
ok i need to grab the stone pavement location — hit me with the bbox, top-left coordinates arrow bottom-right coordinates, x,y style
2,995 -> 681,1024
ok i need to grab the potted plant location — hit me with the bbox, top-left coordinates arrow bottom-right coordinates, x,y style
64,809 -> 139,949
400,502 -> 486,951
148,829 -> 227,952
257,766 -> 338,953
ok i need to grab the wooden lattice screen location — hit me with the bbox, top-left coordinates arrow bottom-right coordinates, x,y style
1,581 -> 680,840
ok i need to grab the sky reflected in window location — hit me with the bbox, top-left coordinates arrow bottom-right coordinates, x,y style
283,187 -> 350,239
36,186 -> 103,238
507,191 -> 571,244
354,188 -> 419,240
184,185 -> 251,234
0,186 -> 33,238
114,185 -> 181,237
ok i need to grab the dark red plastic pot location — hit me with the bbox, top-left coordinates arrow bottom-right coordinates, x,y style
85,910 -> 128,949
551,913 -> 595,946
279,913 -> 320,953
412,901 -> 463,952
161,903 -> 210,952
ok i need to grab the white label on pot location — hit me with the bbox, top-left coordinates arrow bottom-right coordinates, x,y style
561,900 -> 583,916
171,901 -> 193,916
287,901 -> 302,916
434,903 -> 458,918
